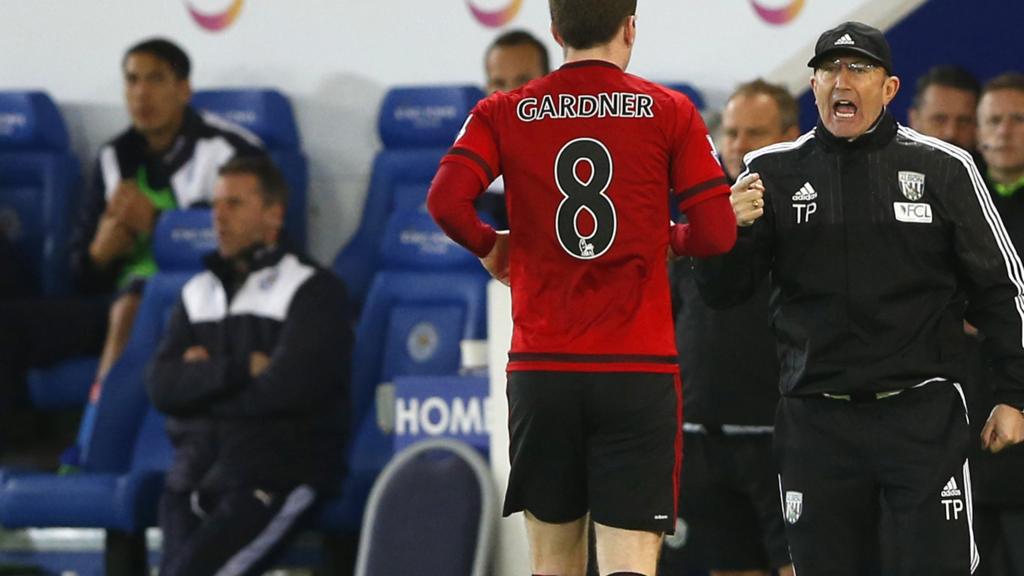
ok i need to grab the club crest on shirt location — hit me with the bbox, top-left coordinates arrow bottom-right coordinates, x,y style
898,171 -> 925,201
785,490 -> 803,524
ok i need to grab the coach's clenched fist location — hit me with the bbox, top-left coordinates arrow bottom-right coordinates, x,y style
731,173 -> 765,227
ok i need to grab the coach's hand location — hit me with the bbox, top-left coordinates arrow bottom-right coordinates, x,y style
250,351 -> 271,377
481,231 -> 510,286
982,404 -> 1024,453
183,346 -> 210,363
732,173 -> 765,227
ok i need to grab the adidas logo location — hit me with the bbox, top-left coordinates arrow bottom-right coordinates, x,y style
941,477 -> 962,498
834,34 -> 855,46
792,182 -> 818,202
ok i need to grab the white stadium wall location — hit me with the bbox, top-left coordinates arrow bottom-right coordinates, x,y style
0,0 -> 921,263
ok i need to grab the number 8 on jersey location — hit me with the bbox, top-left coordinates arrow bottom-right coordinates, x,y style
555,138 -> 617,259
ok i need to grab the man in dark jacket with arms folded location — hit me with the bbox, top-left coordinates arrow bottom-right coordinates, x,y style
147,156 -> 351,576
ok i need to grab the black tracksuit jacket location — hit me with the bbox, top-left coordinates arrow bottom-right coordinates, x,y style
147,245 -> 353,493
696,112 -> 1024,409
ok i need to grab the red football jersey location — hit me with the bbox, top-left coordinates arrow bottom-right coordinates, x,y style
442,60 -> 728,373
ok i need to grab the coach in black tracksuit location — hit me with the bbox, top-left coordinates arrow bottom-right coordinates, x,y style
147,156 -> 351,576
696,22 -> 1024,576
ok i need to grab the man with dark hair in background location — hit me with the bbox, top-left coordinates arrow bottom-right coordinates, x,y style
973,71 -> 1024,576
485,29 -> 551,95
478,29 -> 552,229
908,65 -> 981,152
72,37 -> 264,390
662,78 -> 797,576
429,0 -> 737,573
148,156 -> 351,576
699,22 -> 1024,575
0,37 -> 262,466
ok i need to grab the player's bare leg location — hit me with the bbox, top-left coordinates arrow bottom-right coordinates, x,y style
593,522 -> 661,576
525,511 -> 588,576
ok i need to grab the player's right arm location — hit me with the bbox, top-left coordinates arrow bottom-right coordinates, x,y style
427,161 -> 495,258
428,98 -> 504,274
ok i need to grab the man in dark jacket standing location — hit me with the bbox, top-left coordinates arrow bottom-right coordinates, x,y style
147,156 -> 351,576
664,79 -> 798,576
697,22 -> 1024,576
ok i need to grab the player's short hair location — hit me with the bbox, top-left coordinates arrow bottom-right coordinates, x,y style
486,29 -> 551,75
982,72 -> 1024,98
218,156 -> 289,209
911,65 -> 981,109
549,0 -> 636,50
123,38 -> 191,80
729,78 -> 799,132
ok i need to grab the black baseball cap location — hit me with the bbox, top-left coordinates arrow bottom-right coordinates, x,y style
807,21 -> 893,74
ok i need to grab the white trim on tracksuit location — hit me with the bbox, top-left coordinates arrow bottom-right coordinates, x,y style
213,484 -> 316,576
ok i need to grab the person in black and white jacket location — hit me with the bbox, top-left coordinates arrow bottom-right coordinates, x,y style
147,156 -> 351,576
0,37 -> 264,472
72,37 -> 264,387
697,22 -> 1024,575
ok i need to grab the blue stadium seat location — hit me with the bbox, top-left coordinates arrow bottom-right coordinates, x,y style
26,356 -> 99,410
191,89 -> 309,249
663,82 -> 706,111
332,85 -> 485,310
0,210 -> 213,534
26,211 -> 215,411
354,439 -> 496,576
314,269 -> 489,533
0,91 -> 80,297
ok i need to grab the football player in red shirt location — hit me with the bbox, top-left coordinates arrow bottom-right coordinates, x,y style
428,1 -> 736,574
